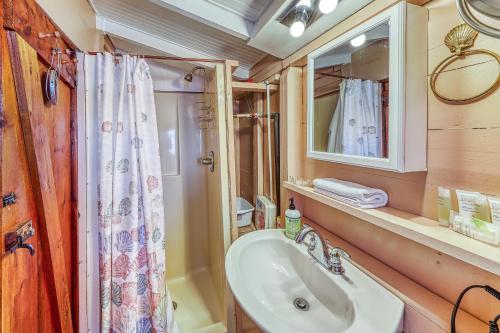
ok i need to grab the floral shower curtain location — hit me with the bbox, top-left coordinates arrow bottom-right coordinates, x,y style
96,53 -> 178,333
327,79 -> 383,157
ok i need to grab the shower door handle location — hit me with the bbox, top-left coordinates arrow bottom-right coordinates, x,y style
201,151 -> 215,173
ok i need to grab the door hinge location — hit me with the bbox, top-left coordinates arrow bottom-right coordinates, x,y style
2,192 -> 16,207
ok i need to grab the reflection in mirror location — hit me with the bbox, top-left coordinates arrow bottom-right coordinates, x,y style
313,22 -> 389,159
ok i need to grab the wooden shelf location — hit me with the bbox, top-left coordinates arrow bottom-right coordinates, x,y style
232,81 -> 278,93
283,181 -> 500,275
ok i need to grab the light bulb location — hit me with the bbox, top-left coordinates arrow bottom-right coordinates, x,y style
350,34 -> 366,47
319,0 -> 338,14
290,21 -> 306,37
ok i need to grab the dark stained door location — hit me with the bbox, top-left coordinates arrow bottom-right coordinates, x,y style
0,28 -> 41,333
0,3 -> 79,329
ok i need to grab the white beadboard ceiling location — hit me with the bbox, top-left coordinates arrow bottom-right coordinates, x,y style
206,0 -> 273,22
91,0 -> 374,79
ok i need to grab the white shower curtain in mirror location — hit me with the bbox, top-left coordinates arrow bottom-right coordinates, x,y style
96,53 -> 178,333
327,79 -> 383,157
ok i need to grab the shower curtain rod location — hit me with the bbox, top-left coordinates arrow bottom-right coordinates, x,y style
85,51 -> 226,63
317,72 -> 363,80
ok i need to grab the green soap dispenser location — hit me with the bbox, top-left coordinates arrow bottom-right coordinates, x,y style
285,198 -> 302,239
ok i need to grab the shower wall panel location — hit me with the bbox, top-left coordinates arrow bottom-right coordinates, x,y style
155,92 -> 209,279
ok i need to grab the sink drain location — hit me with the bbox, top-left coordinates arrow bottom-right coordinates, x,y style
293,297 -> 310,311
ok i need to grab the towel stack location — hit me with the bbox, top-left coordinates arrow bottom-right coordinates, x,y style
313,178 -> 388,209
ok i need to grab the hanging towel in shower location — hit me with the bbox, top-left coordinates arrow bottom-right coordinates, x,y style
313,178 -> 388,209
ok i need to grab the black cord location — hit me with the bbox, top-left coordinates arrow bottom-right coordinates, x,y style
451,285 -> 500,333
490,314 -> 500,333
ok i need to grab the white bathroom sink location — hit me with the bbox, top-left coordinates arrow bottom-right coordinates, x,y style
225,229 -> 404,333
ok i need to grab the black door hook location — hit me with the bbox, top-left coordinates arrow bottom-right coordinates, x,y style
17,236 -> 35,256
4,221 -> 35,256
5,234 -> 35,256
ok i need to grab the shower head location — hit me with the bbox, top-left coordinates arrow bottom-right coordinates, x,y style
184,66 -> 205,83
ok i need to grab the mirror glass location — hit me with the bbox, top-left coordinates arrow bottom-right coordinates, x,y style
312,22 -> 390,159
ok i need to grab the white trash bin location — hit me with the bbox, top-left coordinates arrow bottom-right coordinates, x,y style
236,197 -> 254,227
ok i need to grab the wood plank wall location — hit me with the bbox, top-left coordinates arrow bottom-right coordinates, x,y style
282,0 -> 500,326
241,0 -> 500,329
235,96 -> 255,204
262,91 -> 280,204
235,91 -> 280,209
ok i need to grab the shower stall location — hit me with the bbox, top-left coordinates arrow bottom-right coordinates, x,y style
80,56 -> 234,333
154,62 -> 232,333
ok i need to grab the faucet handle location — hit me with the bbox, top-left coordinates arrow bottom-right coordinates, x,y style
327,246 -> 351,275
304,233 -> 316,251
330,247 -> 351,260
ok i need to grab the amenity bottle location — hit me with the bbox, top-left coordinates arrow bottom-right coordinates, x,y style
285,198 -> 302,239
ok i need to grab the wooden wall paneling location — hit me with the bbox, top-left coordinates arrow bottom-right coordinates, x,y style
7,31 -> 73,333
2,0 -> 77,87
427,68 -> 500,130
249,55 -> 283,84
232,81 -> 278,93
69,68 -> 79,333
0,29 -> 40,333
224,61 -> 239,242
236,96 -> 255,204
254,94 -> 264,197
403,305 -> 446,333
234,100 -> 240,196
279,67 -> 304,216
75,51 -> 88,333
261,91 -> 279,202
269,0 -> 500,327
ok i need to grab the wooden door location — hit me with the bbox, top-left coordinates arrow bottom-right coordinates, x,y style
1,0 -> 79,330
0,28 -> 41,333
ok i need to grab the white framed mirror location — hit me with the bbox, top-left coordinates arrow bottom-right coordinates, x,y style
307,2 -> 428,173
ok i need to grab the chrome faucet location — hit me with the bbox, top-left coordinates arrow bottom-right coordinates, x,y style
295,225 -> 351,275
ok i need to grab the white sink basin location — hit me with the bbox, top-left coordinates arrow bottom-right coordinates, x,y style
225,229 -> 404,333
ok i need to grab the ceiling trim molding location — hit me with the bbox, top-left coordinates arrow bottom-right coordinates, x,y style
96,16 -> 250,79
96,17 -> 213,59
147,0 -> 253,39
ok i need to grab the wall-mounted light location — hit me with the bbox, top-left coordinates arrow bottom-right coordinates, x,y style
319,0 -> 338,14
350,34 -> 366,47
290,0 -> 312,38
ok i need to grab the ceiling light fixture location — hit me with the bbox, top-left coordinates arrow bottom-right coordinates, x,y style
350,34 -> 366,47
289,0 -> 312,38
319,0 -> 338,14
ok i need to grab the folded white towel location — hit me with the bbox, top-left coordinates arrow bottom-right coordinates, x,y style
313,178 -> 388,209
